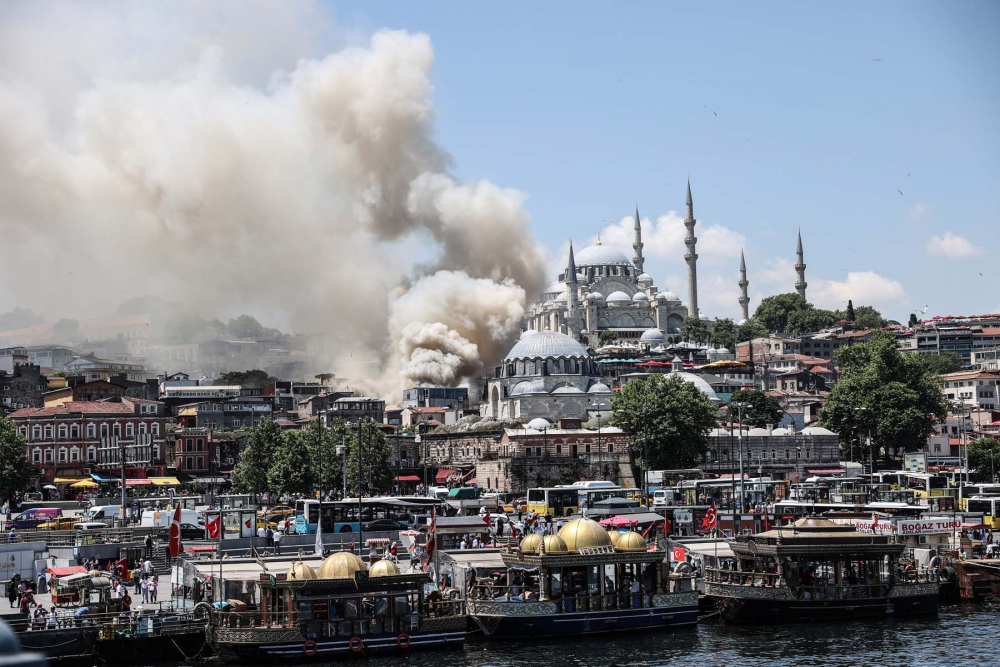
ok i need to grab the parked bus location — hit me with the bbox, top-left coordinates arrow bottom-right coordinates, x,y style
966,497 -> 1000,529
773,499 -> 924,520
526,487 -> 580,517
293,497 -> 448,534
957,483 -> 1000,510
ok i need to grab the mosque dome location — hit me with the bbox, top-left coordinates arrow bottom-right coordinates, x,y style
615,532 -> 649,553
748,427 -> 770,436
699,313 -> 710,321
607,530 -> 623,547
544,281 -> 567,295
541,535 -> 569,554
589,292 -> 605,302
637,272 -> 653,284
369,559 -> 401,578
555,291 -> 569,302
672,372 -> 718,400
287,562 -> 317,580
552,385 -> 584,394
557,517 -> 612,552
801,426 -> 836,436
632,292 -> 649,303
318,551 -> 368,579
575,244 -> 633,267
661,291 -> 681,302
587,382 -> 612,393
640,328 -> 665,342
717,347 -> 730,354
509,381 -> 547,396
520,533 -> 542,554
520,329 -> 538,339
606,291 -> 631,304
707,347 -> 718,354
504,331 -> 588,362
737,318 -> 748,326
527,418 -> 551,430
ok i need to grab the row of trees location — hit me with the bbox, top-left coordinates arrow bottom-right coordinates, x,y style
0,416 -> 35,506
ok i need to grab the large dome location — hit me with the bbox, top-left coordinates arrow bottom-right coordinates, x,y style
575,244 -> 633,267
504,331 -> 588,361
640,328 -> 665,342
673,372 -> 718,400
558,517 -> 612,552
606,291 -> 631,303
317,551 -> 368,579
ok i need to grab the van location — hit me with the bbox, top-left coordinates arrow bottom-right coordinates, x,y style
140,508 -> 204,528
652,490 -> 669,508
74,522 -> 110,531
10,507 -> 62,529
83,506 -> 122,522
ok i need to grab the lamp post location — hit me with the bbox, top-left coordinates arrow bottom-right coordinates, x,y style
415,433 -> 424,496
855,407 -> 872,475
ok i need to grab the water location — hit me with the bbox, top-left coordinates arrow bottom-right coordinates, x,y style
349,604 -> 996,667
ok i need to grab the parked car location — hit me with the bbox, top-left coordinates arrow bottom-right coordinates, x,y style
156,523 -> 207,541
361,519 -> 407,532
74,522 -> 110,531
10,508 -> 63,529
37,516 -> 81,531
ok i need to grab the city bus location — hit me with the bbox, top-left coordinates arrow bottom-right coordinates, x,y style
958,484 -> 1000,511
132,496 -> 200,513
293,497 -> 448,534
773,499 -> 924,521
678,477 -> 786,508
904,473 -> 956,510
526,487 -> 580,517
966,497 -> 1000,529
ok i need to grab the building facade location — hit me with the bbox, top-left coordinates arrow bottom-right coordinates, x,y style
0,363 -> 46,414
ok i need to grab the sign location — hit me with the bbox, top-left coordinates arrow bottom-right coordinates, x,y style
904,453 -> 927,473
671,547 -> 686,562
854,518 -> 893,534
673,510 -> 693,525
897,518 -> 960,536
240,511 -> 256,538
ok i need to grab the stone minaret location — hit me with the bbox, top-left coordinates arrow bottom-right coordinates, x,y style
632,205 -> 644,274
794,228 -> 807,300
738,248 -> 750,321
684,179 -> 699,319
565,240 -> 582,337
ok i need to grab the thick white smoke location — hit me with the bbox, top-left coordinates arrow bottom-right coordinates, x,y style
0,2 -> 547,398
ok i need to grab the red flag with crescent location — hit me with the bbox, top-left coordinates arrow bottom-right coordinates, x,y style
168,504 -> 183,557
701,502 -> 718,531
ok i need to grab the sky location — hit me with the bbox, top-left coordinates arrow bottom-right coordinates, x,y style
333,1 -> 1000,322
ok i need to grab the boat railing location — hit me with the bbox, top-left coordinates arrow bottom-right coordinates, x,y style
467,583 -> 683,613
12,607 -> 207,634
214,605 -> 462,633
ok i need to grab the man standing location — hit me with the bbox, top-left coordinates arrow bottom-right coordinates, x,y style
272,528 -> 282,555
144,533 -> 153,559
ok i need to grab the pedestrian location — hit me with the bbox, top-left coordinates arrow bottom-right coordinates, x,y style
6,579 -> 17,608
257,525 -> 265,541
47,606 -> 57,629
272,528 -> 282,555
144,533 -> 153,559
143,558 -> 153,578
19,591 -> 33,615
7,527 -> 15,543
265,526 -> 273,548
149,578 -> 158,603
133,567 -> 142,594
140,577 -> 149,604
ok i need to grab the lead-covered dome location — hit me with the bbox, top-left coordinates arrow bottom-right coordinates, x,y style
660,291 -> 681,302
640,328 -> 665,342
575,244 -> 633,267
632,292 -> 649,303
588,292 -> 605,302
673,372 -> 718,400
587,382 -> 612,393
527,418 -> 551,430
504,331 -> 588,361
558,517 -> 612,552
606,291 -> 631,304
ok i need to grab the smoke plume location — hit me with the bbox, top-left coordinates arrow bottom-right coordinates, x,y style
0,1 -> 547,397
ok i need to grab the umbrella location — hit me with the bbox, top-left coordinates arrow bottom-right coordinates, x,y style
71,480 -> 98,488
599,516 -> 638,528
42,484 -> 58,490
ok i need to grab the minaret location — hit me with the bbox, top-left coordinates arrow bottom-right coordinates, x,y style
684,179 -> 699,319
632,205 -> 644,274
794,228 -> 807,300
738,248 -> 750,321
565,240 -> 582,337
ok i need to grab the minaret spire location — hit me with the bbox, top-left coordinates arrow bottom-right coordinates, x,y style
683,178 -> 699,319
794,228 -> 807,300
632,204 -> 644,274
565,240 -> 582,338
738,248 -> 750,321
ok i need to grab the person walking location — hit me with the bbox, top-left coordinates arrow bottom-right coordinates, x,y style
140,577 -> 149,604
47,606 -> 57,630
265,526 -> 273,549
149,578 -> 158,603
7,578 -> 17,608
272,529 -> 282,555
143,558 -> 153,578
144,533 -> 153,559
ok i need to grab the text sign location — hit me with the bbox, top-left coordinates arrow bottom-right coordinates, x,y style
897,518 -> 960,535
854,519 -> 893,534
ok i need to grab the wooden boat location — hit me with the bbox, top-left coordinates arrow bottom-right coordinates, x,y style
467,517 -> 698,638
704,517 -> 940,623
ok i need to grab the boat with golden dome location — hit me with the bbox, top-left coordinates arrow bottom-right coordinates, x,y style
467,517 -> 698,637
208,550 -> 466,661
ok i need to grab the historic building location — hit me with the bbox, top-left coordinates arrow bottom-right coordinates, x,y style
701,425 -> 841,481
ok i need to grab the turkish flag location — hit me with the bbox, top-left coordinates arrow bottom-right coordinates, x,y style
115,558 -> 128,578
207,515 -> 221,539
672,546 -> 686,562
168,504 -> 183,557
701,502 -> 718,531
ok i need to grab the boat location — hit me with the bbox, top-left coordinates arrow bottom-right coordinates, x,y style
467,517 -> 698,637
208,552 -> 466,661
704,517 -> 940,623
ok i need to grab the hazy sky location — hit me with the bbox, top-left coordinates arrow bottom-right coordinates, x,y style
334,1 -> 1000,322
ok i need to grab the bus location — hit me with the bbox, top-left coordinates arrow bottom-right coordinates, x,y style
526,487 -> 580,517
904,473 -> 956,510
293,497 -> 448,534
677,477 -> 786,508
773,499 -> 924,520
966,497 -> 1000,529
958,484 -> 1000,510
216,494 -> 257,510
132,496 -> 200,513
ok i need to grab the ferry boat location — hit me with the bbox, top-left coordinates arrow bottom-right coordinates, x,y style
704,517 -> 940,623
208,552 -> 466,661
467,517 -> 698,637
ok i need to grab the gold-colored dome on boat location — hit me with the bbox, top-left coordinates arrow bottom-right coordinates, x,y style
317,551 -> 368,579
287,562 -> 317,580
541,535 -> 569,554
615,531 -> 648,553
369,559 -> 401,578
607,530 -> 622,546
520,533 -> 542,554
557,517 -> 612,552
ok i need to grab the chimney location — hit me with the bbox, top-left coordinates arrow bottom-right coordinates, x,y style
766,423 -> 773,436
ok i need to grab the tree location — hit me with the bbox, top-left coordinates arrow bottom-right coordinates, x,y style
0,307 -> 44,331
598,330 -> 618,346
908,313 -> 919,328
845,300 -> 856,322
727,389 -> 784,429
753,293 -> 809,333
736,318 -> 768,343
310,418 -> 346,498
709,318 -> 737,351
0,416 -> 35,505
345,419 -> 394,496
851,305 -> 888,330
819,331 -> 947,466
611,374 -> 717,470
968,438 -> 1000,483
231,418 -> 283,495
786,308 -> 837,334
216,370 -> 278,388
681,316 -> 709,344
912,352 -> 963,376
268,430 -> 316,495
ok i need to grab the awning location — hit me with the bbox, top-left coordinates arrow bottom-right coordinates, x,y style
46,566 -> 88,577
806,468 -> 845,474
71,480 -> 98,488
435,469 -> 454,483
125,479 -> 152,486
191,476 -> 227,484
395,475 -> 421,482
150,477 -> 181,486
90,473 -> 119,483
54,476 -> 89,484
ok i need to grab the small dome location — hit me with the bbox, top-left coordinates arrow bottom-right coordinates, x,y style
801,426 -> 837,436
287,562 -> 317,580
318,551 -> 368,579
738,318 -> 748,326
661,291 -> 680,302
587,382 -> 612,393
640,328 -> 665,342
606,291 -> 631,303
748,427 -> 770,436
699,313 -> 710,321
544,281 -> 567,295
772,427 -> 790,435
672,372 -> 718,400
607,530 -> 623,547
527,417 -> 551,430
558,517 -> 612,552
510,381 -> 546,396
615,531 -> 649,553
551,385 -> 584,394
541,535 -> 569,554
632,292 -> 649,303
589,292 -> 605,302
637,272 -> 653,284
520,329 -> 539,339
707,347 -> 718,353
717,347 -> 730,354
369,559 -> 401,578
520,533 -> 542,554
555,291 -> 569,302
504,331 -> 588,362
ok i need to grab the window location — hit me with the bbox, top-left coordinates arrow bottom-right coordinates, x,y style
58,448 -> 67,463
44,425 -> 53,439
152,445 -> 160,460
32,448 -> 41,463
196,456 -> 204,469
71,424 -> 79,438
126,422 -> 134,437
31,426 -> 40,440
70,447 -> 79,462
58,425 -> 67,439
87,447 -> 96,462
101,424 -> 108,437
45,449 -> 53,463
139,423 -> 147,435
186,457 -> 193,470
556,444 -> 562,454
151,423 -> 159,436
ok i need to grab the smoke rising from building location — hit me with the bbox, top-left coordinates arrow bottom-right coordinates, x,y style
0,2 -> 547,397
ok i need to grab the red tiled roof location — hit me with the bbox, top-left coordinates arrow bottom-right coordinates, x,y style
837,330 -> 872,339
410,407 -> 449,413
9,401 -> 135,418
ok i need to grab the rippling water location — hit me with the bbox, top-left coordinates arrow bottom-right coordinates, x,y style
349,604 -> 996,667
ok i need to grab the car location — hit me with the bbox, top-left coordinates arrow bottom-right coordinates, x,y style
36,517 -> 80,531
361,519 -> 407,532
156,523 -> 207,541
74,522 -> 110,531
260,505 -> 295,517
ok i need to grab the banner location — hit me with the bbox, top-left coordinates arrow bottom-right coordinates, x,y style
897,518 -> 960,535
854,518 -> 893,534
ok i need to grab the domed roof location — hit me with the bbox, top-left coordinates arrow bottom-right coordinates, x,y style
520,329 -> 538,339
607,530 -> 623,547
588,292 -> 605,301
717,347 -> 730,354
551,385 -> 584,394
606,291 -> 631,303
369,559 -> 401,578
748,427 -> 770,436
575,244 -> 633,267
540,535 -> 569,554
504,331 -> 588,362
738,318 -> 748,326
287,562 -> 317,580
632,292 -> 649,302
801,426 -> 836,436
317,551 -> 368,579
637,272 -> 653,283
772,427 -> 790,435
509,380 -> 546,396
520,533 -> 542,554
587,382 -> 612,393
672,372 -> 718,400
557,517 -> 612,552
615,531 -> 649,553
544,281 -> 567,295
640,328 -> 665,342
555,291 -> 569,302
527,418 -> 551,430
660,291 -> 680,302
699,313 -> 710,321
707,347 -> 718,353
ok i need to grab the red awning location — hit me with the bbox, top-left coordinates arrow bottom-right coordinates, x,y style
187,546 -> 217,553
806,468 -> 845,474
125,479 -> 152,486
435,469 -> 454,483
395,475 -> 420,482
46,566 -> 88,577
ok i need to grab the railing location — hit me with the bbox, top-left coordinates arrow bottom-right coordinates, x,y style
706,567 -> 937,597
2,526 -> 163,546
10,607 -> 207,634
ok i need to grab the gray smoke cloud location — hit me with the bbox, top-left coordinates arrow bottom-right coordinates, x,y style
0,1 -> 547,398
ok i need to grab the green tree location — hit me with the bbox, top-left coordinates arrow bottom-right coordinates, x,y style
727,389 -> 785,429
835,304 -> 887,330
611,374 -> 717,470
786,308 -> 837,334
268,430 -> 316,495
310,418 -> 346,498
908,313 -> 919,328
231,418 -> 283,495
968,438 -> 1000,482
0,416 -> 35,505
736,318 -> 768,343
345,419 -> 394,496
753,293 -> 809,332
845,300 -> 856,322
819,331 -> 947,466
216,370 -> 278,388
709,318 -> 737,351
598,330 -> 619,346
912,352 -> 963,376
681,316 -> 709,344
